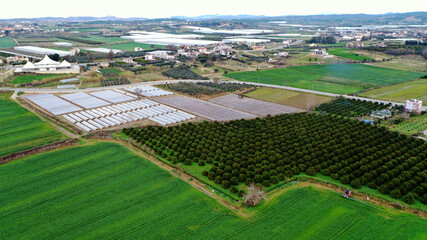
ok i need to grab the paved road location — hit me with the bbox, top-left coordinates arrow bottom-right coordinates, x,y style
1,79 -> 426,110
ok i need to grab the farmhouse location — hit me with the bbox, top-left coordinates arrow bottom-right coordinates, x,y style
122,57 -> 134,64
371,109 -> 392,119
313,49 -> 334,59
15,55 -> 80,74
145,50 -> 175,61
405,99 -> 423,114
6,55 -> 28,63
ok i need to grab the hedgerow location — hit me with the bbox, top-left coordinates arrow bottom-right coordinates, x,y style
162,66 -> 208,80
123,113 -> 427,204
160,82 -> 254,96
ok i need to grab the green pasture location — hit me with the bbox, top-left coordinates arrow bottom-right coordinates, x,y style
289,64 -> 424,86
99,68 -> 122,75
85,36 -> 125,44
225,64 -> 425,94
361,78 -> 427,106
11,74 -> 70,84
0,37 -> 16,48
1,142 -> 426,239
225,67 -> 366,94
327,48 -> 373,61
0,92 -> 65,157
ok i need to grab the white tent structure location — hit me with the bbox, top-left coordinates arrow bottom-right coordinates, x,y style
15,55 -> 80,74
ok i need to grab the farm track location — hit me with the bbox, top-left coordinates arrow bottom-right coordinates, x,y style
2,79 -> 425,110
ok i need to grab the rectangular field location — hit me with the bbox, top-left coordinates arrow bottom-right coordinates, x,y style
0,92 -> 65,157
153,96 -> 257,121
360,78 -> 427,106
289,64 -> 425,86
244,87 -> 331,110
327,48 -> 373,61
225,67 -> 367,94
0,37 -> 16,48
209,94 -> 303,116
1,142 -> 425,239
225,64 -> 425,94
12,74 -> 71,84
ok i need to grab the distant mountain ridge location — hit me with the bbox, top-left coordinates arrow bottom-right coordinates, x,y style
0,12 -> 425,25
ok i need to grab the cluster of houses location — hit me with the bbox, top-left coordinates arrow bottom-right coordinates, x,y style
122,42 -> 234,63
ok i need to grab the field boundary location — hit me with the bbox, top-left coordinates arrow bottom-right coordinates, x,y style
0,138 -> 78,165
113,132 -> 426,218
16,94 -> 81,138
108,134 -> 246,214
274,176 -> 427,217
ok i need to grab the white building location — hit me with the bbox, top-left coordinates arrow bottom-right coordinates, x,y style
145,50 -> 175,61
313,49 -> 334,59
405,99 -> 423,114
15,55 -> 80,74
6,55 -> 29,63
123,57 -> 134,64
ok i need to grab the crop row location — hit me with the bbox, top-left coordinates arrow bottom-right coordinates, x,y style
160,82 -> 254,96
162,66 -> 208,80
315,97 -> 391,117
124,113 -> 427,204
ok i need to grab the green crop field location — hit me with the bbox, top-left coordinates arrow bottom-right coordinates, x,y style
289,64 -> 425,86
225,67 -> 368,94
361,78 -> 427,106
0,37 -> 16,48
0,92 -> 65,157
1,142 -> 426,239
99,67 -> 122,75
385,114 -> 427,135
327,48 -> 373,61
244,87 -> 331,110
11,74 -> 70,84
225,64 -> 425,94
103,42 -> 164,51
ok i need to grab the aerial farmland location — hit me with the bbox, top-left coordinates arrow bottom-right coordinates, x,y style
0,8 -> 426,240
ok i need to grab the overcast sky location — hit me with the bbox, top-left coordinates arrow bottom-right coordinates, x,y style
1,0 -> 426,19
